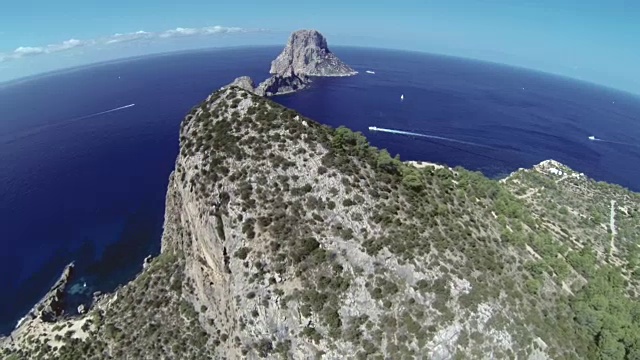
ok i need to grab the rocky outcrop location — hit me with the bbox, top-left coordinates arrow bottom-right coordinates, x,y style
31,262 -> 75,323
226,76 -> 256,93
7,78 -> 637,360
255,74 -> 309,96
268,29 -> 357,77
142,254 -> 153,270
237,29 -> 357,96
148,88 -> 557,359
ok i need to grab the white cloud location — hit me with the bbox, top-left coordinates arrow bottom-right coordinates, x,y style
202,26 -> 244,34
48,38 -> 86,52
158,26 -> 248,38
0,25 -> 264,62
105,30 -> 152,44
14,46 -> 46,57
159,27 -> 199,38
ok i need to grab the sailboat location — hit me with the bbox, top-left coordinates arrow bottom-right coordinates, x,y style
400,94 -> 404,101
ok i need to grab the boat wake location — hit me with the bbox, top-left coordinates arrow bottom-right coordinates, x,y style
0,104 -> 136,145
588,135 -> 638,147
368,126 -> 496,149
74,104 -> 135,121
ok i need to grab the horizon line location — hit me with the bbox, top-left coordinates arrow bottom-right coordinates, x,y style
1,43 -> 639,99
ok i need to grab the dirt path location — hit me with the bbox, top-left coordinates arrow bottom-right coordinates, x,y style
555,175 -> 568,183
517,188 -> 539,200
516,174 -> 568,200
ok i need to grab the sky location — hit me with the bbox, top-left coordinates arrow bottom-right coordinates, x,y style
1,0 -> 639,94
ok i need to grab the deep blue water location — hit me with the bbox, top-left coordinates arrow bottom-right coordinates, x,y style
1,46 -> 639,334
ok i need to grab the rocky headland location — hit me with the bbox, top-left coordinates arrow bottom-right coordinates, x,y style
27,262 -> 75,324
2,38 -> 640,360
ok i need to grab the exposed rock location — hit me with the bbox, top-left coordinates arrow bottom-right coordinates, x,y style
255,74 -> 309,96
254,29 -> 356,96
226,76 -> 256,93
4,81 -> 640,360
142,254 -> 153,269
269,29 -> 357,77
33,262 -> 75,323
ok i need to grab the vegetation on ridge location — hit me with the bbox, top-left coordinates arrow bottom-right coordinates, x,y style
2,86 -> 639,360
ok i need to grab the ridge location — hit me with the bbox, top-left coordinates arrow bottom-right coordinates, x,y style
2,87 -> 639,360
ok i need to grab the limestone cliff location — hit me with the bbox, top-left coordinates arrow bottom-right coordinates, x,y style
239,29 -> 356,96
3,87 -> 640,360
255,74 -> 310,97
226,76 -> 256,93
30,263 -> 75,323
268,29 -> 356,78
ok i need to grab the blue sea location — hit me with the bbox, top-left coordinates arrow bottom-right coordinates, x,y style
1,46 -> 639,333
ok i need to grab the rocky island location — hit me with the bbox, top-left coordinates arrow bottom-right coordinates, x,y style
2,46 -> 640,360
231,29 -> 357,96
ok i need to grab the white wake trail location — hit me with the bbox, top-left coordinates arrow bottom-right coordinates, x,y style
368,126 -> 496,149
69,103 -> 136,122
0,103 -> 136,145
589,136 -> 638,148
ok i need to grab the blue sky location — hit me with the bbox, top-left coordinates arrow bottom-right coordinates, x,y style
1,0 -> 639,94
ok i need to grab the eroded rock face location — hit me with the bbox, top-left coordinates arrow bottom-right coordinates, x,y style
255,74 -> 309,96
6,85 -> 639,360
34,262 -> 75,323
226,76 -> 256,93
253,29 -> 356,96
269,29 -> 357,77
154,88 -> 534,359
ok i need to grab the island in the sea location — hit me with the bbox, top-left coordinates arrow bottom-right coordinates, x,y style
228,29 -> 357,97
2,30 -> 639,360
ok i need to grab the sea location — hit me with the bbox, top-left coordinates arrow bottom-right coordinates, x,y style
1,46 -> 639,334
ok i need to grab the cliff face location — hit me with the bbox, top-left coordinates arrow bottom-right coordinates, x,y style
233,29 -> 356,97
4,86 -> 640,360
268,29 -> 357,78
117,88 -> 640,359
133,89 -> 529,358
226,76 -> 256,93
255,74 -> 310,97
146,88 -> 640,360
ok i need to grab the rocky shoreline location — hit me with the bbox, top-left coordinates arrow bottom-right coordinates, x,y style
0,263 -> 76,348
24,262 -> 75,324
499,159 -> 579,183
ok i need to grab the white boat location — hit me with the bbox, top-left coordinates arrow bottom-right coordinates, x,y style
366,70 -> 375,74
368,126 -> 379,131
588,136 -> 596,141
400,94 -> 404,101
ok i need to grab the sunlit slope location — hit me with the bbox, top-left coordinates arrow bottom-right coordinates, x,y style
2,86 -> 639,360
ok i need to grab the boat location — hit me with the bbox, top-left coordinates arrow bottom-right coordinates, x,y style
588,136 -> 596,141
366,70 -> 375,74
368,126 -> 379,131
400,94 -> 404,101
